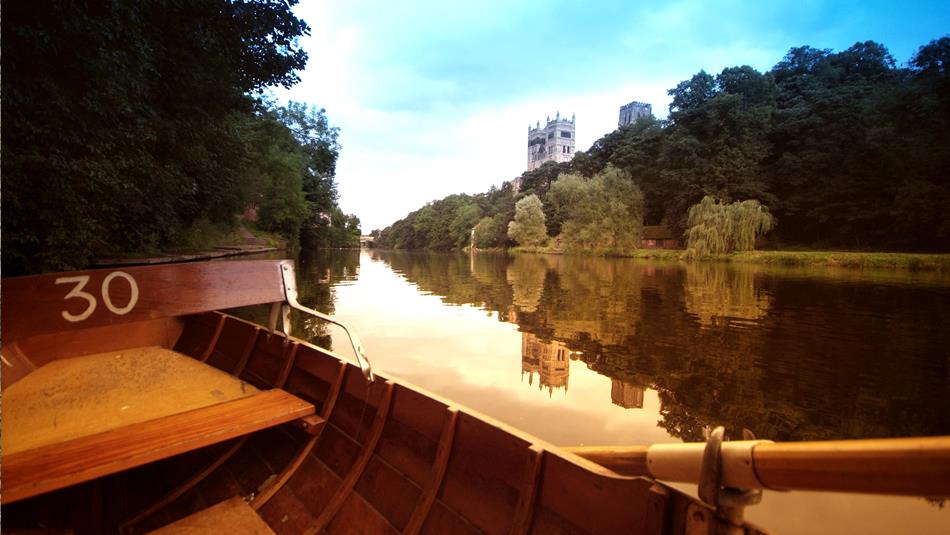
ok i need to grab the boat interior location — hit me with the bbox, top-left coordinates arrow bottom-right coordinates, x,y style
2,260 -> 745,534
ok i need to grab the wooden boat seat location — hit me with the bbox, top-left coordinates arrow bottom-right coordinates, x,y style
1,346 -> 317,504
146,496 -> 275,534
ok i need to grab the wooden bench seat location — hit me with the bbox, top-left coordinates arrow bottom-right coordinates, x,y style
1,347 -> 316,504
147,496 -> 275,534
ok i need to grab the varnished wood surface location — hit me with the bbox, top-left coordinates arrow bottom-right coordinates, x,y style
308,381 -> 395,534
3,307 -> 763,535
563,445 -> 651,477
3,346 -> 260,455
119,438 -> 252,533
3,389 -> 315,504
566,438 -> 950,497
1,342 -> 37,389
146,496 -> 275,535
402,409 -> 458,535
250,362 -> 348,510
6,317 -> 184,383
754,436 -> 950,496
2,260 -> 288,342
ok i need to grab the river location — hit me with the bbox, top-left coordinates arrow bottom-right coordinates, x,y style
282,249 -> 949,534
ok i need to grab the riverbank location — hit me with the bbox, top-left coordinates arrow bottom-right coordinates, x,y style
722,250 -> 950,270
505,246 -> 950,270
94,224 -> 286,267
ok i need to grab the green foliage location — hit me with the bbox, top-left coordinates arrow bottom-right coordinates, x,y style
685,196 -> 774,258
450,204 -> 483,248
545,174 -> 587,237
507,195 -> 547,246
549,166 -> 644,253
376,194 -> 484,250
379,37 -> 950,254
473,217 -> 497,248
1,0 -> 311,274
472,214 -> 511,249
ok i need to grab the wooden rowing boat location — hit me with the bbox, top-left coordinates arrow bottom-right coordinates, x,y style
2,260 -> 947,534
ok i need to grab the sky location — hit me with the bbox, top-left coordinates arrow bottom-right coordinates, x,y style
275,0 -> 949,233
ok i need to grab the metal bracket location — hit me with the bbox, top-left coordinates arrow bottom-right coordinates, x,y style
698,427 -> 763,534
278,261 -> 375,382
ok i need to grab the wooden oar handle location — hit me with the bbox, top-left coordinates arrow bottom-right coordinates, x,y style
565,436 -> 950,497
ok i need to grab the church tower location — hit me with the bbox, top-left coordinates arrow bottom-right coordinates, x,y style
527,111 -> 575,171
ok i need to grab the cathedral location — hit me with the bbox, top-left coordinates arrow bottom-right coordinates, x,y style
526,111 -> 575,171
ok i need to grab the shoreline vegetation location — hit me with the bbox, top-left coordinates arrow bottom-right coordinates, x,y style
492,246 -> 950,271
93,223 -> 288,266
3,3 -> 360,276
375,37 -> 950,261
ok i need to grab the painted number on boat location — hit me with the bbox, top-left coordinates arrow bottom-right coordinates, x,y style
55,271 -> 140,322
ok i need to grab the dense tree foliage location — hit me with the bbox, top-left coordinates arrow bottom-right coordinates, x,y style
685,196 -> 775,257
378,37 -> 950,253
375,191 -> 513,250
548,166 -> 644,252
2,0 -> 357,274
507,195 -> 547,246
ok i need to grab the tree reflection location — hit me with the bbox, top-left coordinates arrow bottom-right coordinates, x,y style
507,255 -> 547,312
371,251 -> 950,443
683,263 -> 772,327
292,249 -> 361,349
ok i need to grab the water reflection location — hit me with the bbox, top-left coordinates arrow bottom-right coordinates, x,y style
228,249 -> 361,351
283,249 -> 949,533
365,250 -> 949,443
683,263 -> 772,327
521,332 -> 570,395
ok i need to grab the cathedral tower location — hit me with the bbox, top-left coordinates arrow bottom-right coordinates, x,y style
527,111 -> 575,171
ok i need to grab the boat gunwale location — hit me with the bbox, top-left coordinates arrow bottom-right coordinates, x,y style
214,310 -> 662,485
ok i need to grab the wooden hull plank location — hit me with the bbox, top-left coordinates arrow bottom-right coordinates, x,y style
252,361 -> 348,510
3,261 -> 288,341
403,408 -> 458,535
307,381 -> 395,534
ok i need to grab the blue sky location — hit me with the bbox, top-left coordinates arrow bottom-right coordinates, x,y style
276,0 -> 948,232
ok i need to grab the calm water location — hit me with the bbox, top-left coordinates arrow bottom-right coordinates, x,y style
289,249 -> 950,534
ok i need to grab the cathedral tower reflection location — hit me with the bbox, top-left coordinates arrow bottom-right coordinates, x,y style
520,332 -> 570,397
610,379 -> 645,409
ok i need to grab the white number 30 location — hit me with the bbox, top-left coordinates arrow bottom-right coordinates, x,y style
55,271 -> 140,322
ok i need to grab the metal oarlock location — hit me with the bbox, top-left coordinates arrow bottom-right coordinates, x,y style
698,427 -> 763,535
276,261 -> 375,383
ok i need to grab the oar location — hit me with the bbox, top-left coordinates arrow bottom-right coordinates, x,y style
565,435 -> 950,497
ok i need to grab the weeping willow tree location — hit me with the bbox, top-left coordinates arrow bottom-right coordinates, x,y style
685,196 -> 774,258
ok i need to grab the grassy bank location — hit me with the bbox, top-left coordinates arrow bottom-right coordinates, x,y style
506,245 -> 950,270
723,250 -> 950,270
510,245 -> 682,260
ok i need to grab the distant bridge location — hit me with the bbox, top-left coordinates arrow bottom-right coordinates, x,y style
359,235 -> 375,247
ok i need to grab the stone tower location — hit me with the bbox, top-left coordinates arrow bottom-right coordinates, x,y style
618,101 -> 652,128
527,111 -> 575,171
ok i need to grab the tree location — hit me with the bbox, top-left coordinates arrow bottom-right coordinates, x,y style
450,204 -> 483,248
472,217 -> 498,248
1,0 -> 311,274
668,70 -> 716,126
377,37 -> 950,253
507,195 -> 547,246
545,174 -> 587,237
685,196 -> 774,257
275,102 -> 344,251
549,166 -> 644,252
